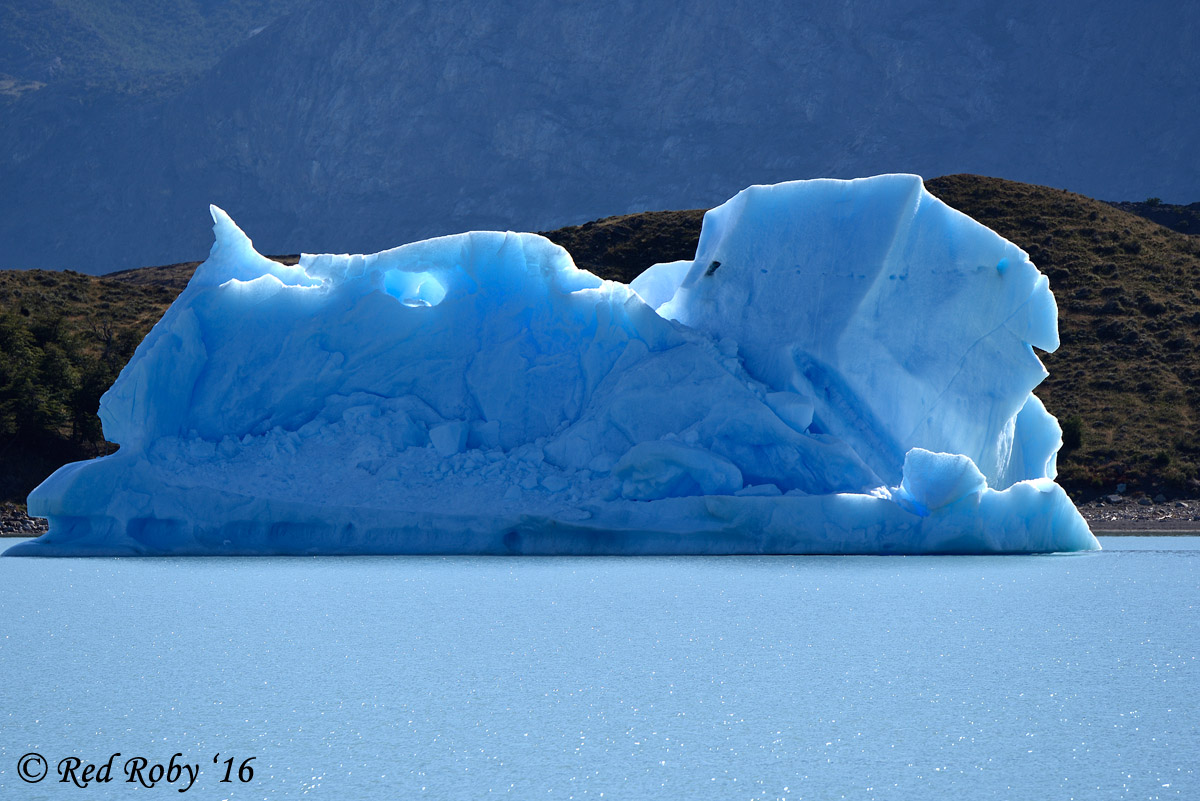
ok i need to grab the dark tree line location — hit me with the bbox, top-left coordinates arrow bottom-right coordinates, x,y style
0,311 -> 140,501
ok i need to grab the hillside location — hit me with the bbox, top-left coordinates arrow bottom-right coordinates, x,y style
1107,200 -> 1200,237
0,267 -> 175,500
1,174 -> 1198,505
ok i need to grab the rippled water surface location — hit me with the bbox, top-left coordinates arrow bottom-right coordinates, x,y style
1,537 -> 1196,799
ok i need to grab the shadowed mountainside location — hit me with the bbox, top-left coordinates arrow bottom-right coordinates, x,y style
0,0 -> 304,90
1106,200 -> 1200,238
1,175 -> 1198,505
2,1 -> 1198,274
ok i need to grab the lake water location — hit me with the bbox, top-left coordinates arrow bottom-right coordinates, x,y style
0,537 -> 1196,799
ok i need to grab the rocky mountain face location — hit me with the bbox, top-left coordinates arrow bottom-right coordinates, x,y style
0,0 -> 301,87
2,0 -> 1198,273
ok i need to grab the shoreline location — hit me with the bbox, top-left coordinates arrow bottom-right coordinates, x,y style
1097,532 -> 1200,536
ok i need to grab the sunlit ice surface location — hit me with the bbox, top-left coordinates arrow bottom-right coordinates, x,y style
9,176 -> 1095,556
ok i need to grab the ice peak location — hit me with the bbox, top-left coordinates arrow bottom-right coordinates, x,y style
209,204 -> 254,257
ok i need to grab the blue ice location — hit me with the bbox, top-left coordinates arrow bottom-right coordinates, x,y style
6,175 -> 1097,556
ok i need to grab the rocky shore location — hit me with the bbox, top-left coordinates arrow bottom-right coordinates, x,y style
1,503 -> 47,537
1077,494 -> 1200,532
4,496 -> 1199,538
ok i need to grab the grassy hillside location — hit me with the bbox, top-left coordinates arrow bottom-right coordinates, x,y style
1,175 -> 1198,505
0,267 -> 175,500
539,210 -> 706,285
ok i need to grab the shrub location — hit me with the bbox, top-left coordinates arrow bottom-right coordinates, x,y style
1061,415 -> 1083,456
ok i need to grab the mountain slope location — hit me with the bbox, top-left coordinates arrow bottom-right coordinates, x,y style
0,0 -> 305,89
2,0 -> 1198,273
1108,200 -> 1200,237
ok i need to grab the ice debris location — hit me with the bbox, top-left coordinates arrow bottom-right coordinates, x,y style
7,175 -> 1098,556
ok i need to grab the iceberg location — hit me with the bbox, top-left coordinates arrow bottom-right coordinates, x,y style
5,175 -> 1098,556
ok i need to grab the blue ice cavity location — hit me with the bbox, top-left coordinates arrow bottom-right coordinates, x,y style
7,176 -> 1097,556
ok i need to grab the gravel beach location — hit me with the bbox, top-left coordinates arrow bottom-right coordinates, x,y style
1077,495 -> 1200,532
1,503 -> 47,537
